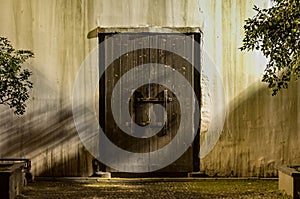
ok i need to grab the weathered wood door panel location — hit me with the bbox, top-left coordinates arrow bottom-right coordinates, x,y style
99,33 -> 200,174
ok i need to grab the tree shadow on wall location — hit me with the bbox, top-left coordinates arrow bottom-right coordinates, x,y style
0,68 -> 95,176
201,80 -> 300,177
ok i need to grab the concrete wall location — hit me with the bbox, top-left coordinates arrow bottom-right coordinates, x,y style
199,0 -> 300,177
0,0 -> 96,176
0,0 -> 299,177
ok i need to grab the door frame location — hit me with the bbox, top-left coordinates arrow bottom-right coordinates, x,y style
97,29 -> 201,173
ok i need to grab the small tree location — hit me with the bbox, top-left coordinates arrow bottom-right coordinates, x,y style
0,37 -> 33,115
240,0 -> 300,95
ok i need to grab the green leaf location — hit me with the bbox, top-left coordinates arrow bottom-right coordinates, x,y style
240,0 -> 300,96
0,37 -> 34,115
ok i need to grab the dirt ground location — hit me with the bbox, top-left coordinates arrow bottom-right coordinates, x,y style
16,178 -> 290,199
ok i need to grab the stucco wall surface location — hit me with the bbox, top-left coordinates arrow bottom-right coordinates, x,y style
0,0 -> 299,177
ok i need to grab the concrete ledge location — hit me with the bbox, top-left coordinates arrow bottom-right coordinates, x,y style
34,176 -> 278,183
278,165 -> 300,177
93,171 -> 111,178
0,162 -> 26,199
87,26 -> 202,39
278,165 -> 300,199
188,171 -> 207,177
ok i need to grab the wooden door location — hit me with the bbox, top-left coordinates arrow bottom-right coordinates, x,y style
99,32 -> 200,175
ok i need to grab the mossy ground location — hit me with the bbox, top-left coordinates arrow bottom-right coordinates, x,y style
17,178 -> 292,199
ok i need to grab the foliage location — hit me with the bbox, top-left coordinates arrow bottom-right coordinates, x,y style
240,0 -> 300,95
0,37 -> 33,115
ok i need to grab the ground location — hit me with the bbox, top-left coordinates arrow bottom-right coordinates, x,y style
17,178 -> 291,199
